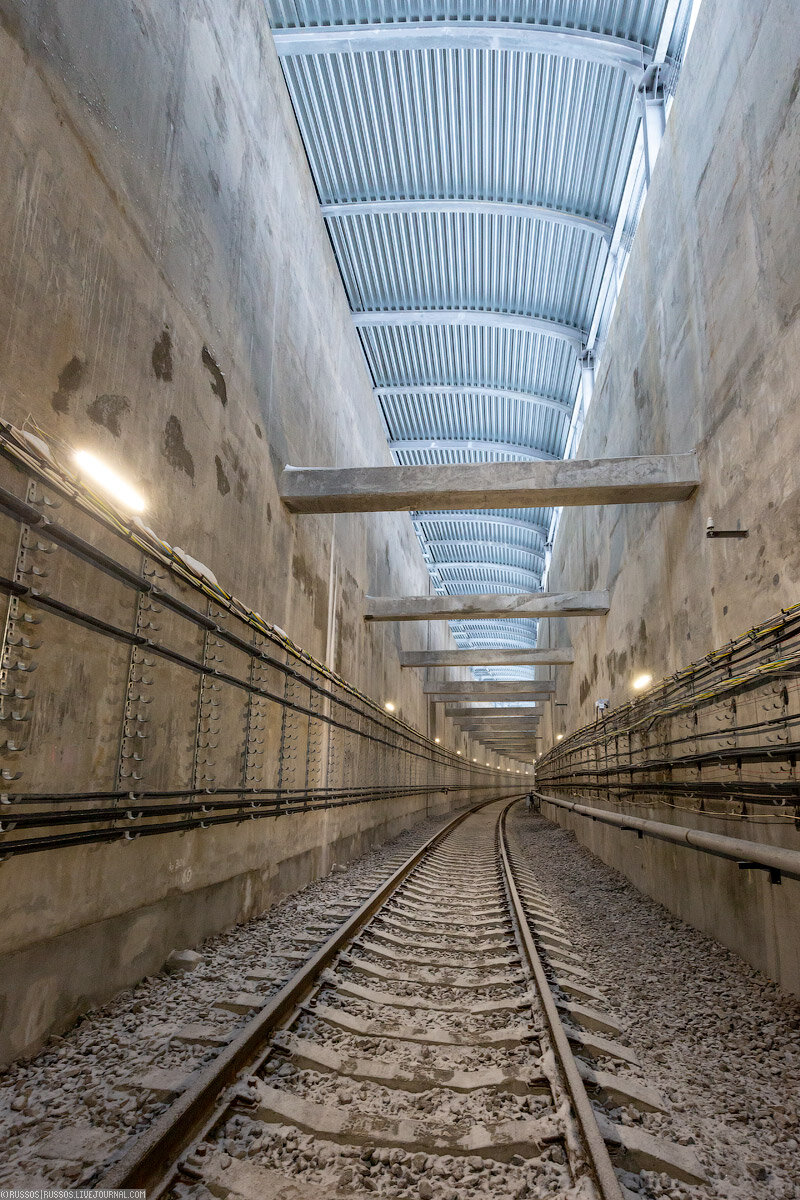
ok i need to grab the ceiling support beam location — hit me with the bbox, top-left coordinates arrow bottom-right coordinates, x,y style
460,713 -> 541,723
353,308 -> 586,352
402,648 -> 572,667
280,453 -> 700,515
413,513 -> 549,541
458,723 -> 541,733
431,697 -> 550,705
380,386 -> 571,419
476,730 -> 540,737
321,198 -> 613,242
478,742 -> 540,750
462,703 -> 543,711
391,437 -> 557,461
478,733 -> 540,739
429,564 -> 543,587
451,639 -> 546,650
448,700 -> 542,710
479,724 -> 542,734
426,680 -> 555,696
456,714 -> 543,722
271,22 -> 653,81
421,540 -> 546,564
457,703 -> 542,711
365,592 -> 609,622
480,734 -> 540,740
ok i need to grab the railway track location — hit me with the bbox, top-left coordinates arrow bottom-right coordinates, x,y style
101,797 -> 706,1199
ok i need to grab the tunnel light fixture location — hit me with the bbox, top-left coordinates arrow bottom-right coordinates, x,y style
384,701 -> 396,712
434,737 -> 440,744
456,750 -> 462,755
74,450 -> 146,513
556,733 -> 564,741
632,672 -> 653,691
472,757 -> 477,762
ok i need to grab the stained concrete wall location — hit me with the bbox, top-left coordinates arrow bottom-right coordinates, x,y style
0,0 -> 441,710
0,787 -> 486,1063
538,0 -> 800,992
0,0 -> 508,1059
542,0 -> 800,738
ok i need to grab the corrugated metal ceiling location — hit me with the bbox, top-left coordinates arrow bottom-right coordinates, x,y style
266,0 -> 697,682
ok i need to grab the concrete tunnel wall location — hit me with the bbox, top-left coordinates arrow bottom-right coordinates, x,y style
0,1 -> 511,1060
538,0 -> 800,992
542,0 -> 800,732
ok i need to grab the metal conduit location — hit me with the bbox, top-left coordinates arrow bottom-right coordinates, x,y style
535,792 -> 800,884
0,451 -> 518,860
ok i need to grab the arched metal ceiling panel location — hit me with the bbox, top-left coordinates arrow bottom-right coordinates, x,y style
326,210 -> 608,331
451,617 -> 541,648
360,323 -> 581,402
268,2 -> 668,51
392,447 -> 554,466
278,49 -> 638,222
427,541 -> 546,567
376,385 -> 571,416
380,389 -> 570,454
413,511 -> 550,540
390,440 -> 557,461
265,0 -> 698,670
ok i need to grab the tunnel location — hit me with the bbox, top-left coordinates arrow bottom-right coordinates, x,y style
0,2 -> 798,1197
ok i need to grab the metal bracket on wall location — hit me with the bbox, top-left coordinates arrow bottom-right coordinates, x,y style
737,860 -> 781,885
706,518 -> 748,539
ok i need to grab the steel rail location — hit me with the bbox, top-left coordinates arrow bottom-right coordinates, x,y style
98,795 -> 520,1194
498,801 -> 625,1200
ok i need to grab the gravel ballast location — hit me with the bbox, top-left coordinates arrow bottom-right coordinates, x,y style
0,806 -> 469,1187
4,798 -> 797,1198
509,807 -> 800,1200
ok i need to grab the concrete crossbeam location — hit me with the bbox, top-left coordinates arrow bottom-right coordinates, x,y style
430,699 -> 551,707
461,714 -> 540,722
463,731 -> 539,739
430,696 -> 551,706
453,705 -> 542,715
455,709 -> 543,720
479,736 -> 540,743
280,453 -> 699,514
366,592 -> 610,622
445,706 -> 541,716
424,680 -> 555,696
466,736 -> 539,742
401,648 -> 574,667
474,729 -> 541,736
